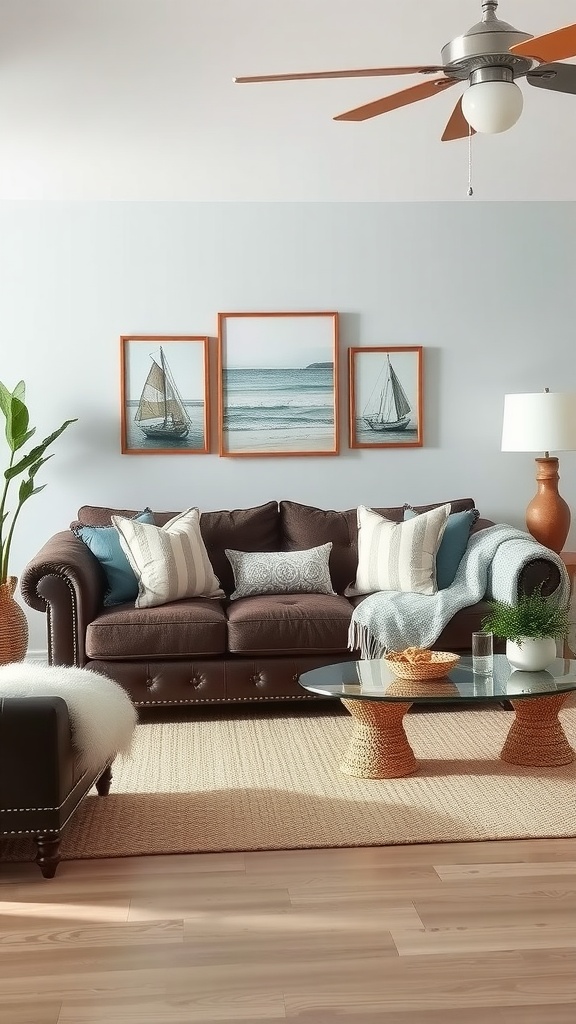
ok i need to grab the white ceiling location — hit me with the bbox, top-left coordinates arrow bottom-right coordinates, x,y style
0,0 -> 575,201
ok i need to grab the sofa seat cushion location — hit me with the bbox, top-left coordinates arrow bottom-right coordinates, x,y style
85,598 -> 228,660
227,593 -> 354,655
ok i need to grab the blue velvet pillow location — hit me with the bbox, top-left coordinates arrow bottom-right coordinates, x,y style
403,506 -> 479,590
73,509 -> 155,606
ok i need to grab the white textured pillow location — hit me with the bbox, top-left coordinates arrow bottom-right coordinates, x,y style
347,503 -> 450,596
112,507 -> 224,608
225,544 -> 335,600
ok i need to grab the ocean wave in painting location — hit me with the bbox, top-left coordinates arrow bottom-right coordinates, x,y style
223,366 -> 335,451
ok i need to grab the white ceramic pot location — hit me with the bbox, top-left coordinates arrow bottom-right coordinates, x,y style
505,636 -> 557,672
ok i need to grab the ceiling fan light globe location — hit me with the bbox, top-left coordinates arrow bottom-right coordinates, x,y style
461,80 -> 524,133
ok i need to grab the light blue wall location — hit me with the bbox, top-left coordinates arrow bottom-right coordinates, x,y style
1,201 -> 575,650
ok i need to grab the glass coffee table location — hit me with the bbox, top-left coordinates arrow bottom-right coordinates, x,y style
298,655 -> 576,779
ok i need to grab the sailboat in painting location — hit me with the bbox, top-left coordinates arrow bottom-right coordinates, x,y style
363,354 -> 412,433
135,347 -> 191,441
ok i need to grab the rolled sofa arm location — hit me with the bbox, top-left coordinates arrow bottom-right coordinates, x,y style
516,558 -> 563,599
487,537 -> 567,605
20,532 -> 105,666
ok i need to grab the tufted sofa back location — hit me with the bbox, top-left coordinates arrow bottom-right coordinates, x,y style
74,502 -> 280,595
75,497 -> 478,597
279,498 -> 478,595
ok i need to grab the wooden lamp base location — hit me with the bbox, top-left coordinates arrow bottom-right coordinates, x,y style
525,457 -> 571,554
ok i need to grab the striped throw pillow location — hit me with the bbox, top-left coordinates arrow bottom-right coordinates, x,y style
347,503 -> 450,596
112,507 -> 224,608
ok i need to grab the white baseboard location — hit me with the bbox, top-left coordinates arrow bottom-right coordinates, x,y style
25,649 -> 49,664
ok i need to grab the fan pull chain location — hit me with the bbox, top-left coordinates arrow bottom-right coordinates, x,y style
467,123 -> 474,197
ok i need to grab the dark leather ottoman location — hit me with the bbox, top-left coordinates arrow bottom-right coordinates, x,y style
0,695 -> 114,877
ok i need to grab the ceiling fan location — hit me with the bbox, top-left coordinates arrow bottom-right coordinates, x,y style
234,1 -> 576,141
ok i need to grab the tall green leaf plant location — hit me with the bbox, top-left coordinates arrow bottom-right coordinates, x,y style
0,379 -> 76,585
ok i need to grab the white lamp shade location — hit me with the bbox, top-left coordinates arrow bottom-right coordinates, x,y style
501,392 -> 576,452
461,80 -> 523,134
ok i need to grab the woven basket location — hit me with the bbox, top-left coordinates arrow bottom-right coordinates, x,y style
384,651 -> 460,681
0,576 -> 29,665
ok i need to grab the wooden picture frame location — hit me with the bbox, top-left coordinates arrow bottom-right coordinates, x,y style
217,312 -> 339,457
120,335 -> 210,455
348,346 -> 423,449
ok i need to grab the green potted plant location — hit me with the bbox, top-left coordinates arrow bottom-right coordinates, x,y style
0,378 -> 76,662
482,585 -> 570,671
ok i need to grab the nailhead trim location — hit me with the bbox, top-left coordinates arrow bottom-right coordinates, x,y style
134,694 -> 315,706
42,571 -> 79,666
1,805 -> 62,813
0,763 -> 108,815
2,826 -> 61,835
33,570 -> 332,706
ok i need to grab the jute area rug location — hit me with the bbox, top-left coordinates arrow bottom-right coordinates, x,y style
3,702 -> 576,864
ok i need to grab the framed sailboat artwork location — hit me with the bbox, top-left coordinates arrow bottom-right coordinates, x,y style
348,346 -> 423,449
120,335 -> 210,455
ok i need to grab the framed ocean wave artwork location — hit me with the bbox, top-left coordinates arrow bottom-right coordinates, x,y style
120,335 -> 210,455
348,346 -> 423,449
217,312 -> 339,457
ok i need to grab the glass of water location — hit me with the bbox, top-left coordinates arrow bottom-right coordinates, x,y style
472,631 -> 493,675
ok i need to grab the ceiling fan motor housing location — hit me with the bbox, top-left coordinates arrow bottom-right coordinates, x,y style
440,2 -> 534,83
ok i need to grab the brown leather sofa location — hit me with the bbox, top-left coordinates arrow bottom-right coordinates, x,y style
20,498 -> 561,711
0,695 -> 112,877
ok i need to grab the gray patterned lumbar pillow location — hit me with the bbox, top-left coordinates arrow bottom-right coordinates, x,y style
225,544 -> 335,600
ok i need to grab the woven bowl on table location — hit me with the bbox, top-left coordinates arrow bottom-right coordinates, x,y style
383,651 -> 460,681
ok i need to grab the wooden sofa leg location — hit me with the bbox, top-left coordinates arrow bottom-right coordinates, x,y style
34,832 -> 61,878
96,764 -> 113,796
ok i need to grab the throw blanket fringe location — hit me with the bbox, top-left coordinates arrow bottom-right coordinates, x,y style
348,524 -> 570,659
348,620 -> 385,662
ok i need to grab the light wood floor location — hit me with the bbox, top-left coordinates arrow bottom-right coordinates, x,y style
1,839 -> 576,1022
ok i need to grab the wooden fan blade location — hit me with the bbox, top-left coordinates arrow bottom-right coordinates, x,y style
233,65 -> 446,84
527,62 -> 576,96
510,23 -> 576,63
334,77 -> 458,122
441,96 -> 475,142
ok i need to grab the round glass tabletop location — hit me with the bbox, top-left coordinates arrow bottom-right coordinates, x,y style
299,654 -> 576,704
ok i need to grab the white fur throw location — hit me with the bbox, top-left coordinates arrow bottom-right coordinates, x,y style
0,663 -> 138,777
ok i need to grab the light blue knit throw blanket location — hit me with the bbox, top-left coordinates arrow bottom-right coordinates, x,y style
348,524 -> 570,659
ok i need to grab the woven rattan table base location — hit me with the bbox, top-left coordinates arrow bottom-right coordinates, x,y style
500,694 -> 576,767
340,698 -> 417,778
339,691 -> 576,778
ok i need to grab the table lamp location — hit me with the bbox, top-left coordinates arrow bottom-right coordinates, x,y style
501,390 -> 576,554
